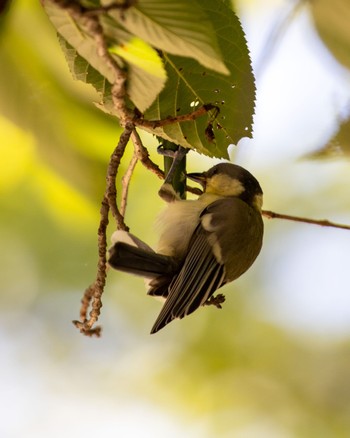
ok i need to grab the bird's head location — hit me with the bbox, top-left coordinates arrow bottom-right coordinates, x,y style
187,163 -> 263,211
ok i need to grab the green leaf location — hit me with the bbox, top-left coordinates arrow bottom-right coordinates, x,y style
43,0 -> 254,158
58,37 -> 116,114
108,0 -> 229,75
104,25 -> 167,111
144,0 -> 255,158
109,37 -> 165,78
120,58 -> 166,111
101,14 -> 168,110
43,1 -> 167,111
42,0 -> 116,83
221,0 -> 234,8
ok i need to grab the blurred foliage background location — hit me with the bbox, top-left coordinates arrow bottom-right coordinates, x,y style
2,0 -> 350,437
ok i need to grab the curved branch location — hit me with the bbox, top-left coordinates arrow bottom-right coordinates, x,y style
131,129 -> 164,179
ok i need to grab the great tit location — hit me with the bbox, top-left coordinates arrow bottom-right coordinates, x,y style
108,163 -> 264,334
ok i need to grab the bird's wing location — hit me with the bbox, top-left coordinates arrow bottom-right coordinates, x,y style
150,213 -> 226,334
150,197 -> 263,334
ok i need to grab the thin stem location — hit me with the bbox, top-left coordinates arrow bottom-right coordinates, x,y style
121,152 -> 138,217
134,104 -> 218,130
262,210 -> 350,230
72,194 -> 110,337
131,129 -> 164,179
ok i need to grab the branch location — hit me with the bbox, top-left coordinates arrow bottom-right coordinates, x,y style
131,129 -> 164,179
51,0 -> 137,336
134,104 -> 218,130
262,210 -> 350,231
72,126 -> 132,337
72,195 -> 109,337
106,125 -> 133,230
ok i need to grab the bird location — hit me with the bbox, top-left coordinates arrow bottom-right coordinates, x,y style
108,162 -> 264,334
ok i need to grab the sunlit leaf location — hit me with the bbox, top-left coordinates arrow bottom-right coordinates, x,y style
60,35 -> 166,113
44,1 -> 167,111
109,37 -> 165,78
108,36 -> 167,111
109,0 -> 229,75
58,36 -> 115,114
144,0 -> 255,158
42,0 -> 116,83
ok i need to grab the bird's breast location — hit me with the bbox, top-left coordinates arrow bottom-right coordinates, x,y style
156,193 -> 221,260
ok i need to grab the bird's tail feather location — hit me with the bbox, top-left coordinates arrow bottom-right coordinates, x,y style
108,242 -> 177,279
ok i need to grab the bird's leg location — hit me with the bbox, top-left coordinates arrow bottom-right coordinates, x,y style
158,144 -> 189,203
204,294 -> 226,309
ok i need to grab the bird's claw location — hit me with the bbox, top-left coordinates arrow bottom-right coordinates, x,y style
204,294 -> 226,309
158,183 -> 180,202
157,145 -> 176,157
157,145 -> 189,203
157,144 -> 189,159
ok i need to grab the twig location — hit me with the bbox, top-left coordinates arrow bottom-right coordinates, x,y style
121,152 -> 138,217
72,126 -> 132,336
131,129 -> 164,179
72,195 -> 110,337
262,210 -> 350,230
52,0 -> 133,336
134,104 -> 218,130
106,125 -> 133,230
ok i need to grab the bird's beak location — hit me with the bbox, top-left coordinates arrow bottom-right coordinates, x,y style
187,172 -> 207,188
